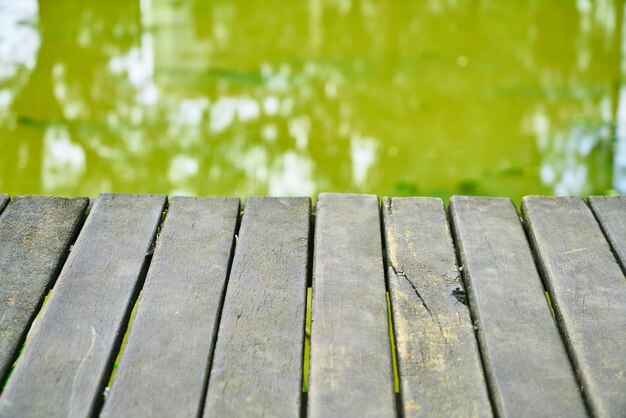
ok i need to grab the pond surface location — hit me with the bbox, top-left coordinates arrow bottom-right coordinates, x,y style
0,0 -> 624,200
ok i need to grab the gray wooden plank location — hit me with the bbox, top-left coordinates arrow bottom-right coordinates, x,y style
203,197 -> 310,417
522,196 -> 626,418
101,196 -> 240,418
0,193 -> 166,418
589,195 -> 626,273
382,197 -> 492,418
308,193 -> 395,418
0,195 -> 8,213
449,196 -> 586,418
0,196 -> 88,384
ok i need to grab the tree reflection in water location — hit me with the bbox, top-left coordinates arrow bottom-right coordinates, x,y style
0,0 -> 622,199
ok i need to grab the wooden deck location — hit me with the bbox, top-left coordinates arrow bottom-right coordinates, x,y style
0,193 -> 624,418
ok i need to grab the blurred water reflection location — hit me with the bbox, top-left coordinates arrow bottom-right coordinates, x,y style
0,0 -> 623,199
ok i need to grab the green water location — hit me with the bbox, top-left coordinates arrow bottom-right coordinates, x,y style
0,0 -> 623,200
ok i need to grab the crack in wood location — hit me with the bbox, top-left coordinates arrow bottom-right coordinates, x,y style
389,264 -> 433,317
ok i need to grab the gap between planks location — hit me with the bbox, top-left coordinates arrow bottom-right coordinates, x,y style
196,200 -> 242,418
90,196 -> 171,416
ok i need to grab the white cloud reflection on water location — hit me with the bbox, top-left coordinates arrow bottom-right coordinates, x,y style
350,135 -> 378,187
0,0 -> 39,118
532,101 -> 613,195
0,0 -> 39,78
42,125 -> 86,192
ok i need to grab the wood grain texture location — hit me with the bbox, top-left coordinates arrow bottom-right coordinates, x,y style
382,198 -> 492,418
100,197 -> 240,418
308,193 -> 395,418
449,196 -> 586,418
522,196 -> 626,418
0,193 -> 166,418
0,196 -> 88,384
203,197 -> 310,418
589,196 -> 626,273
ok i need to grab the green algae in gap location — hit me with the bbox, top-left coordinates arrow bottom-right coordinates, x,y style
105,293 -> 142,392
386,292 -> 400,394
302,287 -> 312,393
545,291 -> 556,319
2,345 -> 24,391
2,286 -> 55,390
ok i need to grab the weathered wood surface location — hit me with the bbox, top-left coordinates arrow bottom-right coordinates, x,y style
522,196 -> 626,418
308,193 -> 395,418
0,196 -> 88,384
100,197 -> 240,418
0,194 -> 166,418
382,197 -> 492,418
0,191 -> 624,417
450,196 -> 586,418
203,197 -> 310,417
589,196 -> 626,273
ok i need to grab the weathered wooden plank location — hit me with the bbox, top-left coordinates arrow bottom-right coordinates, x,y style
0,194 -> 8,213
0,193 -> 166,418
308,193 -> 395,418
588,195 -> 626,273
0,196 -> 88,384
449,196 -> 586,418
203,197 -> 310,417
100,197 -> 240,418
382,197 -> 492,418
522,196 -> 626,417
